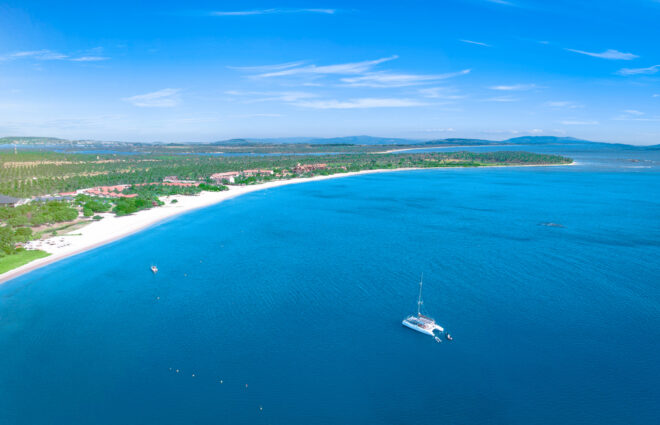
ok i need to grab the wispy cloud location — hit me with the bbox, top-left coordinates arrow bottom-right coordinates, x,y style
489,84 -> 537,91
418,87 -> 465,99
1,49 -> 110,62
210,8 -> 336,16
484,96 -> 519,102
486,0 -> 514,5
545,101 -> 583,109
70,56 -> 110,62
460,39 -> 491,47
123,88 -> 181,107
293,98 -> 427,109
561,120 -> 599,125
616,64 -> 660,76
614,110 -> 660,122
255,56 -> 398,78
341,69 -> 470,88
230,113 -> 283,118
225,90 -> 316,103
7,50 -> 68,60
227,61 -> 305,71
565,48 -> 638,60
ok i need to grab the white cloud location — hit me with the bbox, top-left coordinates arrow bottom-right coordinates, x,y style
1,49 -> 111,62
255,56 -> 398,78
225,90 -> 316,103
654,94 -> 660,98
123,88 -> 181,107
616,64 -> 660,76
545,101 -> 583,109
623,110 -> 644,116
227,61 -> 305,71
418,87 -> 465,99
8,50 -> 68,60
341,69 -> 470,88
565,48 -> 638,60
211,9 -> 335,16
293,98 -> 427,109
459,39 -> 491,47
489,84 -> 537,91
561,120 -> 599,125
486,0 -> 514,5
230,113 -> 283,118
70,56 -> 110,62
484,96 -> 519,102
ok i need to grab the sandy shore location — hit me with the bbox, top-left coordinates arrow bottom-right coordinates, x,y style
0,163 -> 573,284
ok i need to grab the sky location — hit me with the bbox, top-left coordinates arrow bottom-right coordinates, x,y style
0,0 -> 659,144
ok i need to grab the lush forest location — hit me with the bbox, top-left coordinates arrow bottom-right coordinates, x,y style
0,150 -> 571,198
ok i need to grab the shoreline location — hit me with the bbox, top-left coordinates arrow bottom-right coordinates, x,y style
0,163 -> 573,284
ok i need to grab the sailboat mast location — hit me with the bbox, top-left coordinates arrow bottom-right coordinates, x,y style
417,273 -> 423,315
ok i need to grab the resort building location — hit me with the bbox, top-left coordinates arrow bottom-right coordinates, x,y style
211,171 -> 241,184
0,194 -> 27,207
83,185 -> 138,198
242,169 -> 274,176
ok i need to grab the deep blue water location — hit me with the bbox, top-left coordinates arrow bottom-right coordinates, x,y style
1,149 -> 659,425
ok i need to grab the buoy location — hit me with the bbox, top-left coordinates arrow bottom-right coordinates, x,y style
259,406 -> 263,411
245,384 -> 248,389
192,374 -> 195,377
176,369 -> 180,373
219,380 -> 223,384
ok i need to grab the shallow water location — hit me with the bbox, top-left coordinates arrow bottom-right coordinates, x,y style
1,148 -> 659,424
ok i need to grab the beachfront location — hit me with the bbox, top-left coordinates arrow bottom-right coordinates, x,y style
0,163 -> 575,284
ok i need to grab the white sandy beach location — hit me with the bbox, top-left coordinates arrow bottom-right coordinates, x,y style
0,163 -> 573,284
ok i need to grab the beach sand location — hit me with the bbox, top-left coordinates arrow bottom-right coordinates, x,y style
0,163 -> 573,284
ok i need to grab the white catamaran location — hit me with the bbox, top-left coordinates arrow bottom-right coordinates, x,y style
402,274 -> 446,337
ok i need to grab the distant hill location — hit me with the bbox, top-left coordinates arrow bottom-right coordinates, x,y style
504,136 -> 588,144
2,134 -> 656,148
0,136 -> 70,145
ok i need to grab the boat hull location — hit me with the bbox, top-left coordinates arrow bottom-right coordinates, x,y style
402,319 -> 436,336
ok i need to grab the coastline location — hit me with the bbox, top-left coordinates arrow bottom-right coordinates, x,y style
0,163 -> 572,284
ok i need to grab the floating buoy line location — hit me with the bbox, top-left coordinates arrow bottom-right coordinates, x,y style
166,367 -> 264,413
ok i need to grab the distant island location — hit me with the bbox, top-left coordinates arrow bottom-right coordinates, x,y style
0,143 -> 572,280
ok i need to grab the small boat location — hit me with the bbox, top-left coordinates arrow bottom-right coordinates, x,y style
446,333 -> 453,341
151,265 -> 158,274
402,274 -> 445,337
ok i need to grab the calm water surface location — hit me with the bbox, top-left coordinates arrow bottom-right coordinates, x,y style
1,147 -> 659,425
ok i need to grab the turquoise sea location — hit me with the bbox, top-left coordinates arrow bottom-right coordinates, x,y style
1,146 -> 659,424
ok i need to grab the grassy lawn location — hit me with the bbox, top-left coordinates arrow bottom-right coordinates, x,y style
0,250 -> 51,274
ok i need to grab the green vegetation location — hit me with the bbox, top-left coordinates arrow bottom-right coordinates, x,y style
0,150 -> 569,198
0,249 -> 50,273
74,194 -> 112,217
0,201 -> 79,257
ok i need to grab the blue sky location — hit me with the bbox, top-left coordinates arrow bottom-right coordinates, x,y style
0,0 -> 659,144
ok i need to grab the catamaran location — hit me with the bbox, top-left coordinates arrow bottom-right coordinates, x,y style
402,274 -> 445,337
